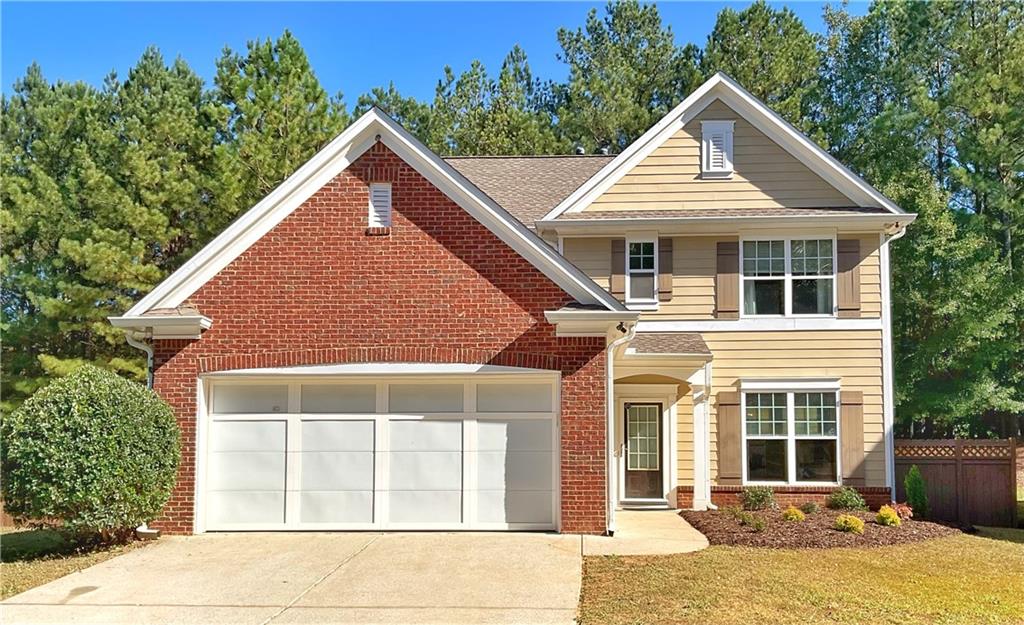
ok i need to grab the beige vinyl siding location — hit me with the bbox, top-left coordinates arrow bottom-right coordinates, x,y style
585,99 -> 856,211
562,234 -> 883,319
702,330 -> 886,488
677,389 -> 695,486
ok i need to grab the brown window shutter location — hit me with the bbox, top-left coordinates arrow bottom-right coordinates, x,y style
658,237 -> 673,302
716,391 -> 742,485
715,241 -> 740,319
610,239 -> 626,299
840,390 -> 866,487
837,239 -> 861,318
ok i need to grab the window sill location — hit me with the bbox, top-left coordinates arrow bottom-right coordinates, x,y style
365,227 -> 391,236
625,302 -> 659,311
701,171 -> 733,180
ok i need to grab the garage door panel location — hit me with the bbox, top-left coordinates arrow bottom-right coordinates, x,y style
477,419 -> 553,451
210,421 -> 286,452
389,451 -> 462,490
389,420 -> 462,451
301,420 -> 374,451
300,491 -> 373,524
389,490 -> 462,523
208,452 -> 287,491
476,491 -> 552,524
300,451 -> 374,491
476,451 -> 553,491
207,491 -> 285,525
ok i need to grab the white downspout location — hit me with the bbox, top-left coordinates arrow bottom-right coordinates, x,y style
606,322 -> 636,536
880,225 -> 908,502
125,331 -> 155,389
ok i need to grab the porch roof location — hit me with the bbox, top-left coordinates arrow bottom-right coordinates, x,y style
627,332 -> 711,357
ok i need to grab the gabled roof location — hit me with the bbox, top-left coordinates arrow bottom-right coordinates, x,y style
122,109 -> 625,319
540,72 -> 906,222
445,155 -> 613,227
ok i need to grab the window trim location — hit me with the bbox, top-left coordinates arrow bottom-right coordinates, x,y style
740,384 -> 842,487
701,120 -> 735,179
739,235 -> 838,319
624,237 -> 659,309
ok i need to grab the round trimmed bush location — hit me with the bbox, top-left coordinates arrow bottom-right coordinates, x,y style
781,505 -> 806,522
826,486 -> 868,511
876,505 -> 901,527
834,514 -> 866,534
1,365 -> 180,539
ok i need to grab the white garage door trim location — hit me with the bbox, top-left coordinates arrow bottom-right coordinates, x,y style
194,367 -> 560,533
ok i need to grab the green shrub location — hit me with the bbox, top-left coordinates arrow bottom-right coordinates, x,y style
740,486 -> 776,510
736,511 -> 756,526
1,365 -> 180,540
826,486 -> 868,511
876,505 -> 901,527
799,501 -> 820,515
834,514 -> 866,534
721,505 -> 744,520
749,516 -> 767,532
781,505 -> 806,522
905,465 -> 929,519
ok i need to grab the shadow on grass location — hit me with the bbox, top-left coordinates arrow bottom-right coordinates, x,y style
0,529 -> 111,563
974,526 -> 1024,545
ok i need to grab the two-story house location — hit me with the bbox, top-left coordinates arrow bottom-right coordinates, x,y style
111,73 -> 914,535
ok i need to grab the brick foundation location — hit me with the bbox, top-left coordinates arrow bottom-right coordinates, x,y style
676,485 -> 893,510
150,143 -> 608,535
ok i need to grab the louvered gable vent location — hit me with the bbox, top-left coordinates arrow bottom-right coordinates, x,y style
701,120 -> 734,179
368,182 -> 392,227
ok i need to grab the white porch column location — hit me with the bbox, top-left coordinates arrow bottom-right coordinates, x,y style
688,363 -> 713,510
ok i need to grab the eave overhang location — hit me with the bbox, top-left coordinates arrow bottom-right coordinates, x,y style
537,213 -> 916,236
108,314 -> 212,339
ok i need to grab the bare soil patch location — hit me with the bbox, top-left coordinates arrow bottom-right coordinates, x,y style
681,508 -> 959,549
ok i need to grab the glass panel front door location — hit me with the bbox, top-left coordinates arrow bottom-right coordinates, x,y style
624,403 -> 663,499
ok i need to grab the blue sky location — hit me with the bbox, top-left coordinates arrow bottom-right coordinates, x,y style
2,1 -> 867,102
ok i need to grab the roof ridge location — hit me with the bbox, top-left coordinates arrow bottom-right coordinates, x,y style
443,154 -> 615,160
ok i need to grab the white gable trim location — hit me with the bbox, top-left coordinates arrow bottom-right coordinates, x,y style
540,73 -> 904,222
125,109 -> 624,317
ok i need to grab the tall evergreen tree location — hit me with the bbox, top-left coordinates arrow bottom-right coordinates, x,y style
211,31 -> 348,219
702,0 -> 822,135
354,82 -> 433,140
554,0 -> 702,153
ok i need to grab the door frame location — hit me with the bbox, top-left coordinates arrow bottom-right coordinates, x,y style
614,384 -> 678,506
194,366 -> 561,533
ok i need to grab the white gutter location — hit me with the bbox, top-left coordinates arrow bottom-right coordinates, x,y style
880,225 -> 908,501
605,321 -> 637,535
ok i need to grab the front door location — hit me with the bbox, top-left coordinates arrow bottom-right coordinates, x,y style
624,403 -> 663,499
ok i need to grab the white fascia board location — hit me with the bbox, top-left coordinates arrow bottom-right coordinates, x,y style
541,72 -> 906,221
740,378 -> 841,391
537,213 -> 915,236
544,310 -> 640,323
201,363 -> 557,377
125,109 -> 624,317
109,315 -> 212,330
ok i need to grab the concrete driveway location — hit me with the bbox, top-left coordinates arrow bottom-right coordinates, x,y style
2,532 -> 582,625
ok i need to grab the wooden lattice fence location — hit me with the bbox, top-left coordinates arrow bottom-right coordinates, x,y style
894,439 -> 1018,527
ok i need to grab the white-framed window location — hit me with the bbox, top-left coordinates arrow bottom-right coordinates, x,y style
368,182 -> 392,227
626,239 -> 657,306
701,120 -> 734,178
740,237 -> 836,317
742,389 -> 839,485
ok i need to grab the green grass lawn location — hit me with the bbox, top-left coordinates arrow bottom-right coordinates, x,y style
0,528 -> 144,600
580,532 -> 1024,625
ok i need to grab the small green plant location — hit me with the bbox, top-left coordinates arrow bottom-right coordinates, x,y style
736,511 -> 756,526
827,486 -> 868,511
721,505 -> 744,520
781,505 -> 806,522
905,465 -> 929,519
876,505 -> 901,527
749,516 -> 767,532
834,514 -> 866,534
740,486 -> 776,510
799,501 -> 820,515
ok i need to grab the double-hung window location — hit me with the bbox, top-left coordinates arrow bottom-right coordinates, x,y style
743,389 -> 839,484
741,238 -> 835,316
626,240 -> 657,305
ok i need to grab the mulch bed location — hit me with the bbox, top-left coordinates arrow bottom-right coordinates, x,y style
681,508 -> 959,549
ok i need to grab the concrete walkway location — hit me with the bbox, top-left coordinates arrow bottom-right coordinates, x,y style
2,532 -> 582,625
583,510 -> 709,556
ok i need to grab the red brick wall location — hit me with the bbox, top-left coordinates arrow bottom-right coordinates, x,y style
676,486 -> 892,510
151,143 -> 608,534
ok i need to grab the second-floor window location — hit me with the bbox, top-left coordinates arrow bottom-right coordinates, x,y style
627,240 -> 657,304
741,238 -> 835,316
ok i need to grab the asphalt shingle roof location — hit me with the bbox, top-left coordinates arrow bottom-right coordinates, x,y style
629,332 -> 712,356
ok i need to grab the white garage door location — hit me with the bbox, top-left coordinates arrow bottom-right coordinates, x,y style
200,372 -> 558,531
